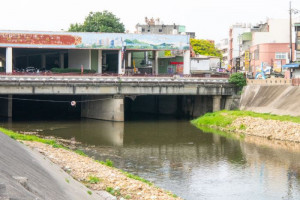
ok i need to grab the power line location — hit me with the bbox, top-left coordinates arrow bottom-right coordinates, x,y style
0,96 -> 113,103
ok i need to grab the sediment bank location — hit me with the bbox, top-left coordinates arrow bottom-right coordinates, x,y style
0,128 -> 180,200
192,110 -> 300,143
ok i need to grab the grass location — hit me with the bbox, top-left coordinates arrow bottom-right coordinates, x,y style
0,127 -> 67,149
88,176 -> 100,184
96,159 -> 114,167
192,110 -> 300,129
106,187 -> 121,196
87,190 -> 92,195
120,170 -> 153,186
65,178 -> 70,183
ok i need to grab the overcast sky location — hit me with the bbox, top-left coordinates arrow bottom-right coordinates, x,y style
0,0 -> 299,43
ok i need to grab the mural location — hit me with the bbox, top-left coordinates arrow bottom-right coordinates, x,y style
0,30 -> 189,51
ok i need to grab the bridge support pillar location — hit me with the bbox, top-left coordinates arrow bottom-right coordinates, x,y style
225,96 -> 233,110
81,95 -> 124,122
213,95 -> 222,112
6,47 -> 12,73
0,95 -> 12,118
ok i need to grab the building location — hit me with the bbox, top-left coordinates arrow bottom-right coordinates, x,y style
248,19 -> 296,76
229,23 -> 251,70
0,30 -> 191,75
216,38 -> 229,68
135,17 -> 195,36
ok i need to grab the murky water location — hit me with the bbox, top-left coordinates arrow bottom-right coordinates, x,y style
1,118 -> 300,200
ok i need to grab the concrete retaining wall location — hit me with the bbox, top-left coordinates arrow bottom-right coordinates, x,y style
240,85 -> 300,116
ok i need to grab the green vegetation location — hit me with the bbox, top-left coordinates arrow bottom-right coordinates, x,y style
120,170 -> 153,186
88,176 -> 100,184
50,68 -> 96,74
96,159 -> 114,167
87,190 -> 92,195
125,194 -> 131,199
229,72 -> 247,88
192,110 -> 300,129
190,39 -> 222,59
65,178 -> 70,183
239,124 -> 246,130
74,149 -> 87,157
106,187 -> 121,196
0,127 -> 67,149
69,11 -> 125,33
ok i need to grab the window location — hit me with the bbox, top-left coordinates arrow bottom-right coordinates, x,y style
142,28 -> 145,32
159,29 -> 162,32
275,52 -> 287,59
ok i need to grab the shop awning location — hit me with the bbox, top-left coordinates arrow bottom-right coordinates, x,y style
282,63 -> 300,68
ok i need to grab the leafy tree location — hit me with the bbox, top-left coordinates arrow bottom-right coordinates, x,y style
229,72 -> 246,88
190,39 -> 222,59
69,11 -> 125,33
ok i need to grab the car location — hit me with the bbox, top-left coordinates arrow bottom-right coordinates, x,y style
25,66 -> 36,73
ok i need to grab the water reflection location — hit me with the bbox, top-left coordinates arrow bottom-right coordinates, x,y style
0,118 -> 300,200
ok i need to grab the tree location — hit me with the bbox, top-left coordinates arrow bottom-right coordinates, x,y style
229,72 -> 246,88
190,39 -> 222,59
69,11 -> 125,33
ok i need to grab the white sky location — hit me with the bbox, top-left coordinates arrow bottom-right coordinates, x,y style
0,0 -> 299,43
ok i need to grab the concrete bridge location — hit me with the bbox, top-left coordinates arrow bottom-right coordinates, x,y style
0,75 -> 237,121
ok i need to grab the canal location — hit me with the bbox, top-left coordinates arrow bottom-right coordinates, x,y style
1,117 -> 300,200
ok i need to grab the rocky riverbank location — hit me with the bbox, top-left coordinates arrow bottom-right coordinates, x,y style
192,110 -> 300,143
23,141 -> 181,200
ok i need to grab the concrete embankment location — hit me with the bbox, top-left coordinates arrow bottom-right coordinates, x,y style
0,132 -> 110,200
240,85 -> 300,116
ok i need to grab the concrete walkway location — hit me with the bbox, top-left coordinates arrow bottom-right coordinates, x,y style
0,132 -> 114,200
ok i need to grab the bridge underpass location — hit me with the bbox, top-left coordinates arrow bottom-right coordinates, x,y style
0,93 -> 234,122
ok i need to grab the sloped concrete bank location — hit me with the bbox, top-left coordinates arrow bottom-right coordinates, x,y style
240,85 -> 300,116
0,132 -> 108,200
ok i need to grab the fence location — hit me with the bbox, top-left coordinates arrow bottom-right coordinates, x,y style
292,78 -> 300,86
247,78 -> 292,86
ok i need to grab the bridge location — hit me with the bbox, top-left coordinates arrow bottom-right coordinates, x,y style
0,75 -> 236,121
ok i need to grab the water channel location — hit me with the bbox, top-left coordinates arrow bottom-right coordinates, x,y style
1,117 -> 300,200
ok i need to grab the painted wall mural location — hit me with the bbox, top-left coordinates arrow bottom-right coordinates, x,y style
0,30 -> 189,51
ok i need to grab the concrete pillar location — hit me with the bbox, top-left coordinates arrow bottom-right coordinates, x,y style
59,53 -> 64,69
81,95 -> 124,122
6,47 -> 12,73
183,50 -> 191,75
98,50 -> 102,74
0,95 -> 12,118
41,54 -> 46,68
152,51 -> 159,75
127,52 -> 132,67
213,95 -> 222,112
224,96 -> 233,110
118,50 -> 124,75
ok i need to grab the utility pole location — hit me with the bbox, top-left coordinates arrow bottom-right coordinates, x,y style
290,1 -> 293,63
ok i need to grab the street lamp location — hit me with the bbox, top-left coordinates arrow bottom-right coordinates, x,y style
289,1 -> 300,63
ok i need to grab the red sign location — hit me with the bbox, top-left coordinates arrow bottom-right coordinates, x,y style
170,62 -> 183,65
0,33 -> 82,46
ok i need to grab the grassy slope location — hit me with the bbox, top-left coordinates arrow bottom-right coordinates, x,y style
192,110 -> 300,128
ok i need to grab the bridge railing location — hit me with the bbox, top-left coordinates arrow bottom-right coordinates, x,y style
247,78 -> 292,86
0,72 -> 229,78
292,78 -> 300,86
